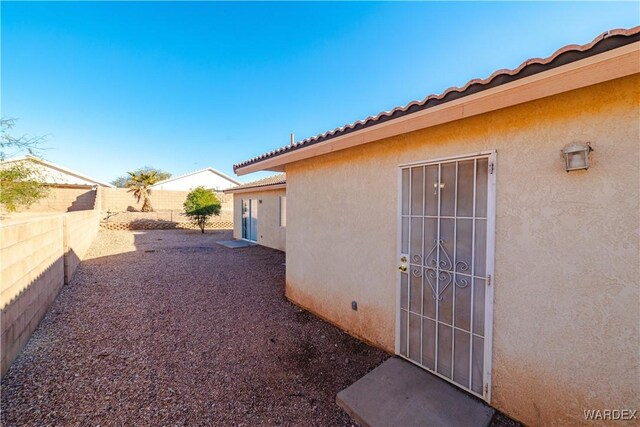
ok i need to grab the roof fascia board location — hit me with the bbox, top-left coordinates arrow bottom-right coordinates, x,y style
208,168 -> 242,185
46,183 -> 96,189
236,42 -> 639,175
224,183 -> 286,194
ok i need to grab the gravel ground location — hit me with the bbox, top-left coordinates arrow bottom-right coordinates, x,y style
2,229 -> 519,426
1,230 -> 388,426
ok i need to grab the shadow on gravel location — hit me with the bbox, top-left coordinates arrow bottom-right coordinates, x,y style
0,229 -> 388,427
2,229 -> 519,427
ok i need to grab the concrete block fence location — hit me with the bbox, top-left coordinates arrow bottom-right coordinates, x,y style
15,186 -> 235,228
100,220 -> 234,231
20,186 -> 97,213
0,209 -> 100,377
1,187 -> 233,376
0,187 -> 233,375
99,188 -> 233,229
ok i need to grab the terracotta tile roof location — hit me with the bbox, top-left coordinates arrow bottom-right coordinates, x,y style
224,174 -> 286,193
234,26 -> 640,172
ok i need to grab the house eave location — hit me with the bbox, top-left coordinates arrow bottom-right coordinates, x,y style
235,41 -> 640,176
224,183 -> 286,194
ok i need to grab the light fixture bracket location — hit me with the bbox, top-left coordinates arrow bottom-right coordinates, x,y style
562,142 -> 593,172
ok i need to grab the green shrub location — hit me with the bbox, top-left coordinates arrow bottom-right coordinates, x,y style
0,161 -> 49,212
1,118 -> 49,212
183,186 -> 221,233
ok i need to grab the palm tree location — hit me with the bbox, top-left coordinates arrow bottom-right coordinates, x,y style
126,171 -> 158,212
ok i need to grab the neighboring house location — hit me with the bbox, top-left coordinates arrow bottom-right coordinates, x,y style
151,167 -> 240,191
232,28 -> 640,426
1,155 -> 113,212
2,155 -> 114,188
224,174 -> 286,252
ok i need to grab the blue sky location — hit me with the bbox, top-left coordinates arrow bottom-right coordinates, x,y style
2,1 -> 638,183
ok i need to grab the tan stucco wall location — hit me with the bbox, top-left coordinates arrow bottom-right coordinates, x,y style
232,189 -> 286,252
285,75 -> 639,425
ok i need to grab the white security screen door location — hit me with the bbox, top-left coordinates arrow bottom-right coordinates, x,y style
242,199 -> 258,242
397,152 -> 496,401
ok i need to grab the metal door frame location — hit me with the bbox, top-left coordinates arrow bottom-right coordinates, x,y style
395,150 -> 496,402
241,198 -> 258,242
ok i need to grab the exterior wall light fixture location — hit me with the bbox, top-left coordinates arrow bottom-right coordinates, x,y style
562,142 -> 593,172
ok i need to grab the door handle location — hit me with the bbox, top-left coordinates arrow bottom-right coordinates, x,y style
399,265 -> 407,272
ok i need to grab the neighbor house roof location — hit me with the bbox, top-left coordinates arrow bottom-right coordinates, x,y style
234,26 -> 640,175
2,155 -> 115,187
152,167 -> 241,187
224,174 -> 286,194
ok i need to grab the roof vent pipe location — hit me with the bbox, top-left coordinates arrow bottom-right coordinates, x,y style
290,133 -> 295,146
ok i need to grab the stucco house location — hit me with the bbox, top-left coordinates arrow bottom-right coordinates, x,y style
232,28 -> 640,425
151,167 -> 240,191
1,156 -> 113,212
224,174 -> 286,251
2,155 -> 114,188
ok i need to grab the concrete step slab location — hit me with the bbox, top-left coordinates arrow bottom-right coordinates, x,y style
337,357 -> 495,427
217,240 -> 256,248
